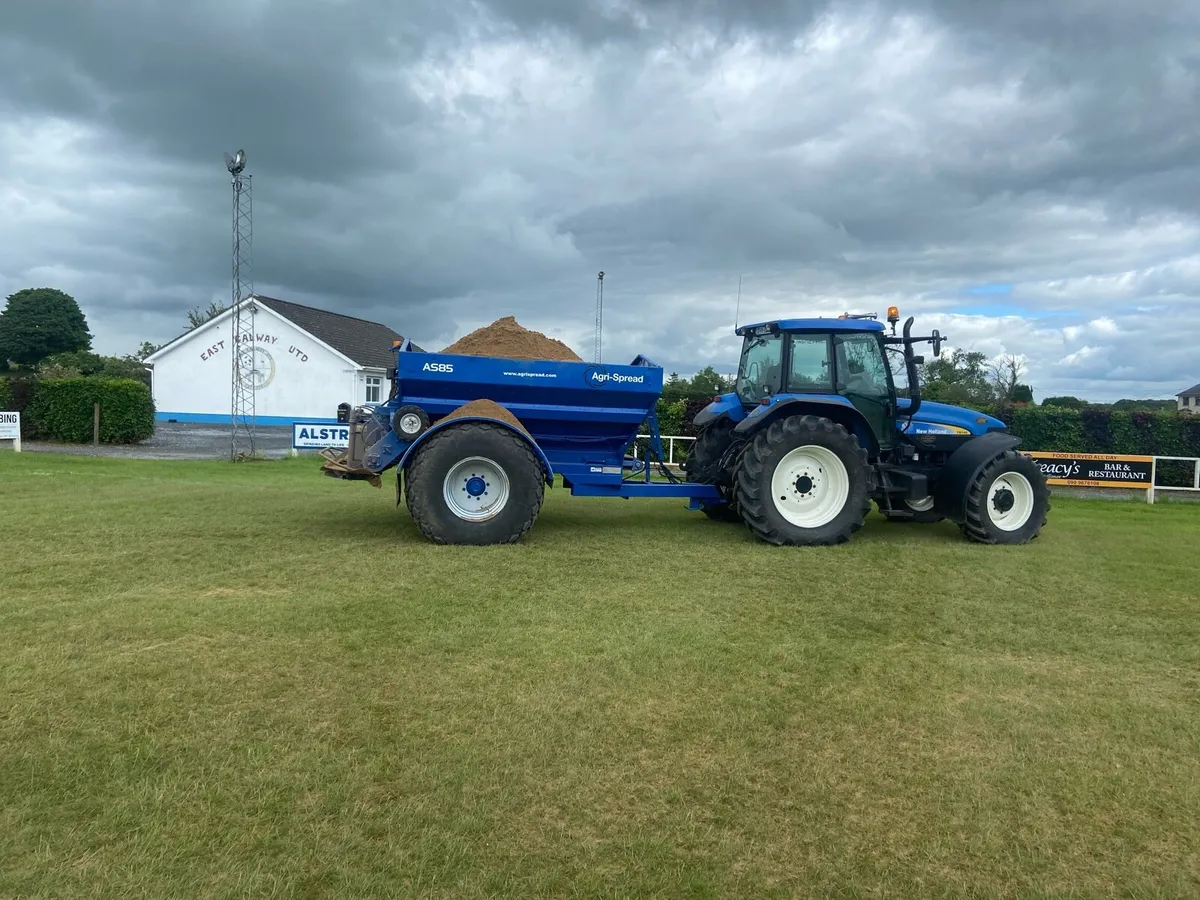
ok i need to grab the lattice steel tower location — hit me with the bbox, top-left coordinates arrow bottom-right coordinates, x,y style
594,270 -> 604,363
225,148 -> 256,460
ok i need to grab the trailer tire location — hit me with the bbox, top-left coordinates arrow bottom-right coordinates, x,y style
958,449 -> 1050,545
735,415 -> 872,546
404,421 -> 545,545
684,420 -> 743,522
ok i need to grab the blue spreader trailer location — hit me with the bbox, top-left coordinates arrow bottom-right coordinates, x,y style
320,343 -> 722,544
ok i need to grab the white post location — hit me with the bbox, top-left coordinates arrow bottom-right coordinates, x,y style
668,438 -> 675,465
1147,457 -> 1157,504
1194,459 -> 1199,491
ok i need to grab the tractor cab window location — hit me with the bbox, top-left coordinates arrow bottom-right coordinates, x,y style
735,332 -> 784,403
787,335 -> 833,392
834,333 -> 892,402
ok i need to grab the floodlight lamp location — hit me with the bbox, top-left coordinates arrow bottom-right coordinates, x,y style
225,149 -> 246,175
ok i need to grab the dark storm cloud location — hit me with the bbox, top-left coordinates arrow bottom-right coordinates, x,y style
1,0 -> 1198,400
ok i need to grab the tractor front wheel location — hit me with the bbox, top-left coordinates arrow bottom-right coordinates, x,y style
735,415 -> 872,546
959,450 -> 1050,544
404,421 -> 545,545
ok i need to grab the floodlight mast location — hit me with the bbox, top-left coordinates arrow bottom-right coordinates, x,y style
226,148 -> 256,460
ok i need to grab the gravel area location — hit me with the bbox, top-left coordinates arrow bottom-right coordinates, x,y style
16,422 -> 303,460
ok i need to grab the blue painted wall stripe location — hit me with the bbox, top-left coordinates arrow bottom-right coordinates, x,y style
155,411 -> 338,426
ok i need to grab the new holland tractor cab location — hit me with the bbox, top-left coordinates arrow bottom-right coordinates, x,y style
682,307 -> 1050,546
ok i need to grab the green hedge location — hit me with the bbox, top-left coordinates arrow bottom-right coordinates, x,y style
0,377 -> 9,410
990,405 -> 1200,457
26,377 -> 155,443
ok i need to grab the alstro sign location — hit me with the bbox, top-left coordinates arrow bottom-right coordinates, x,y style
0,411 -> 20,452
1022,451 -> 1154,489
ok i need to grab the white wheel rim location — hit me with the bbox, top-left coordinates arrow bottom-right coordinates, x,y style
770,445 -> 850,528
399,413 -> 422,436
443,456 -> 510,521
987,472 -> 1034,531
906,495 -> 935,512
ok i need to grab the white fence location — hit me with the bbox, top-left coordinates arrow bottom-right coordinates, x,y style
1147,457 -> 1200,503
632,434 -> 1200,504
630,434 -> 695,468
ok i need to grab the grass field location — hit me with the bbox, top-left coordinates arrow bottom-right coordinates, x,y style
2,451 -> 1199,899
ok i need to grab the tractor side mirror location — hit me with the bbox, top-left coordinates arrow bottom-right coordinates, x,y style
931,329 -> 943,357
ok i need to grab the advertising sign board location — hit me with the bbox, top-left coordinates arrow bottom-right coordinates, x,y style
292,422 -> 350,450
0,411 -> 19,451
1023,451 -> 1153,489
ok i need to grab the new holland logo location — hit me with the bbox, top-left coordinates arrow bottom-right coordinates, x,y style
584,365 -> 645,387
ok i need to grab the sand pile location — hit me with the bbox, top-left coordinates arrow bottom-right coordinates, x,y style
441,316 -> 583,362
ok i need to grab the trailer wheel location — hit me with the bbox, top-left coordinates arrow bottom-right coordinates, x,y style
959,450 -> 1050,545
735,415 -> 872,546
684,420 -> 742,521
404,422 -> 545,545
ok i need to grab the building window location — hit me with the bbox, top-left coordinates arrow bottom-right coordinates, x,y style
365,376 -> 382,403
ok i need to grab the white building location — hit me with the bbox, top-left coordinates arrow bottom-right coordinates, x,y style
143,295 -> 418,425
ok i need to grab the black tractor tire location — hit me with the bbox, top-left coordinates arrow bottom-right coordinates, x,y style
878,498 -> 944,524
683,420 -> 743,522
735,415 -> 873,546
958,449 -> 1051,545
404,421 -> 545,545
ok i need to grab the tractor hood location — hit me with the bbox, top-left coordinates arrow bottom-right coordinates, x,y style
896,398 -> 1005,437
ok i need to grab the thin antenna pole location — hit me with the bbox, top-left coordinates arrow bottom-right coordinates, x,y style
735,275 -> 742,329
594,270 -> 605,363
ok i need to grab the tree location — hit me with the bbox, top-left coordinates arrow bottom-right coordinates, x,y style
187,301 -> 227,330
1010,383 -> 1034,404
0,287 -> 92,368
1042,395 -> 1088,410
134,341 -> 161,361
689,365 -> 729,398
36,350 -> 151,388
989,354 -> 1028,403
918,349 -> 994,408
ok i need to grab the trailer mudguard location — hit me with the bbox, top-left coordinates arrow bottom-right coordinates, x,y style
396,415 -> 555,485
732,396 -> 879,454
932,431 -> 1023,521
693,393 -> 746,428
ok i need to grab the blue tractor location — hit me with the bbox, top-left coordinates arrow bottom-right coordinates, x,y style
320,308 -> 1048,547
680,307 -> 1051,545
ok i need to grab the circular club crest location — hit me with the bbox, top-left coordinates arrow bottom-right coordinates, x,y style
238,345 -> 276,389
583,364 -> 606,387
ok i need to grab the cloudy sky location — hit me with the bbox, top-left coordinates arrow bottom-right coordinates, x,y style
2,0 -> 1198,401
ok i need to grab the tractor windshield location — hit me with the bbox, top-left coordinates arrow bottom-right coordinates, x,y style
735,332 -> 784,403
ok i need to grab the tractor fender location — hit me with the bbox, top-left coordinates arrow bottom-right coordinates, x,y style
932,431 -> 1023,521
693,392 -> 746,428
397,415 -> 555,485
732,397 -> 879,455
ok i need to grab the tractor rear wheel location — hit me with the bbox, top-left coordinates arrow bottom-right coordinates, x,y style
684,420 -> 743,522
404,421 -> 545,545
959,449 -> 1050,544
735,415 -> 872,546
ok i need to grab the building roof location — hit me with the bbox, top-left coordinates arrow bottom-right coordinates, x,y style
1177,382 -> 1200,398
253,295 -> 420,368
145,294 -> 420,368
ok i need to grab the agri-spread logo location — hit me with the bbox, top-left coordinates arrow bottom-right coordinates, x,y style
584,365 -> 645,387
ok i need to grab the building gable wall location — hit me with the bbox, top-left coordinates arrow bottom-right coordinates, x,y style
149,305 -> 361,423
